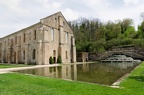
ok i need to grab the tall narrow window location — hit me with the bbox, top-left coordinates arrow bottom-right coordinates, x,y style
55,18 -> 57,23
33,49 -> 36,59
53,50 -> 56,57
53,50 -> 56,63
0,43 -> 1,58
66,51 -> 68,59
34,30 -> 36,40
4,41 -> 6,48
15,36 -> 17,45
8,39 -> 9,46
7,53 -> 8,62
51,28 -> 54,41
19,36 -> 21,45
66,32 -> 68,43
23,50 -> 25,60
11,39 -> 13,46
23,33 -> 25,42
63,21 -> 65,26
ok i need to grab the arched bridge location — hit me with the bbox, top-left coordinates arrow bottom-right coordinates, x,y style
98,49 -> 144,61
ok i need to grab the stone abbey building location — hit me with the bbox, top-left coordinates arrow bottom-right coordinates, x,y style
0,12 -> 76,65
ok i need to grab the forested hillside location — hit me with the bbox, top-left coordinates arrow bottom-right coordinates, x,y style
69,18 -> 144,52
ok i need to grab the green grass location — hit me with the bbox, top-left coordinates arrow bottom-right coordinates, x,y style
0,64 -> 30,68
0,73 -> 127,95
0,62 -> 144,95
120,62 -> 144,95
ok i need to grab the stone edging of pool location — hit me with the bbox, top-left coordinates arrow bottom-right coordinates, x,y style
111,63 -> 142,88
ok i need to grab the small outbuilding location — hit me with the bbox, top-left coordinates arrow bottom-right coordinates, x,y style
77,52 -> 88,62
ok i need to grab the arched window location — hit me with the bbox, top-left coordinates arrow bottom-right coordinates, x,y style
33,49 -> 36,59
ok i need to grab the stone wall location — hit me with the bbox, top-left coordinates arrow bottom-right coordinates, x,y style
0,12 -> 76,65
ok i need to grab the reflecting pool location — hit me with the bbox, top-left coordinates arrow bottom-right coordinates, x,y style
14,62 -> 140,85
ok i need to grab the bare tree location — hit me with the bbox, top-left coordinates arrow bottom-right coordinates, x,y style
140,12 -> 144,21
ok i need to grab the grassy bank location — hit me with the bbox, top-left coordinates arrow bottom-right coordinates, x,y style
0,73 -> 127,95
120,62 -> 144,95
0,64 -> 30,68
0,62 -> 144,95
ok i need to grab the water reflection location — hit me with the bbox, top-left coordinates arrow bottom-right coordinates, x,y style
15,62 -> 140,85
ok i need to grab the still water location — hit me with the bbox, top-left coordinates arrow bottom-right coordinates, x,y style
14,62 -> 140,85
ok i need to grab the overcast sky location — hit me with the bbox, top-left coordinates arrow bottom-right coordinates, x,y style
0,0 -> 144,38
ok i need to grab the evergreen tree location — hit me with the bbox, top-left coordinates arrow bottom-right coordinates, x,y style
57,55 -> 62,64
49,56 -> 54,64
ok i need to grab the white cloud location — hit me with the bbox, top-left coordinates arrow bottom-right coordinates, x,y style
0,0 -> 29,16
62,8 -> 79,21
35,0 -> 63,12
123,0 -> 140,6
82,0 -> 111,9
1,0 -> 144,37
52,1 -> 62,9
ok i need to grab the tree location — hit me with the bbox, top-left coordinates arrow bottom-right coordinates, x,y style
69,16 -> 143,52
121,18 -> 133,34
57,55 -> 62,64
138,21 -> 144,38
140,12 -> 144,21
124,26 -> 136,38
49,56 -> 54,64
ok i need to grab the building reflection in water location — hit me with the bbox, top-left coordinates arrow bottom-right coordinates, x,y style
17,64 -> 77,81
15,62 -> 140,85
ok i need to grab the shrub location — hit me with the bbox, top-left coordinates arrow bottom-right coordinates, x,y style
49,56 -> 54,64
57,55 -> 62,64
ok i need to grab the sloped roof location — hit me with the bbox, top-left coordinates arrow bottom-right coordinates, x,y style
40,11 -> 73,34
2,22 -> 41,39
1,11 -> 74,39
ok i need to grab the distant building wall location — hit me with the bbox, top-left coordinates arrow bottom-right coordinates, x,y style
77,52 -> 88,62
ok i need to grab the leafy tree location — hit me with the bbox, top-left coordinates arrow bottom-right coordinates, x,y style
124,26 -> 136,38
90,39 -> 106,52
49,56 -> 54,64
68,16 -> 144,52
138,21 -> 144,38
121,18 -> 133,34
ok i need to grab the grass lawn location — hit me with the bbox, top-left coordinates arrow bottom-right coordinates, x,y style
0,62 -> 144,95
120,62 -> 144,95
0,64 -> 30,68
